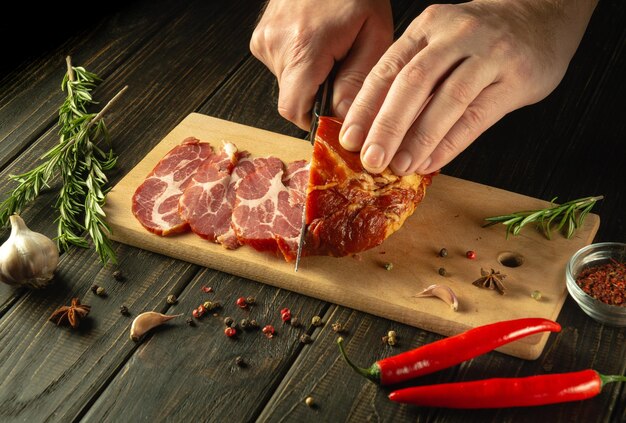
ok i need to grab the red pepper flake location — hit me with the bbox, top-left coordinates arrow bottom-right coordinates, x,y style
201,286 -> 213,293
466,250 -> 476,260
236,297 -> 248,309
262,325 -> 276,338
576,259 -> 626,307
224,326 -> 237,337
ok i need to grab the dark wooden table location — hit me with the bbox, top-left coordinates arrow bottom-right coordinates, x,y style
1,1 -> 625,422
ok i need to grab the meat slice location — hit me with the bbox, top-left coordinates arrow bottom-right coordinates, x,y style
132,137 -> 213,235
303,117 -> 433,257
231,157 -> 308,261
178,143 -> 241,244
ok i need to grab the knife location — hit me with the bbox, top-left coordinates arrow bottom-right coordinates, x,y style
295,72 -> 334,271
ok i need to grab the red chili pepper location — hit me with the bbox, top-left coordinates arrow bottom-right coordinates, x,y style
337,318 -> 561,385
388,370 -> 626,408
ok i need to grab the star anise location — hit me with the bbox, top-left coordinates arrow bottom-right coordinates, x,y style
472,268 -> 507,295
49,297 -> 91,329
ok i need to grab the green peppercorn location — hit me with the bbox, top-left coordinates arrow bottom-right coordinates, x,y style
384,262 -> 394,271
311,316 -> 323,327
531,290 -> 543,301
246,296 -> 256,305
96,286 -> 106,297
305,396 -> 315,407
387,330 -> 397,338
332,322 -> 344,333
387,336 -> 397,346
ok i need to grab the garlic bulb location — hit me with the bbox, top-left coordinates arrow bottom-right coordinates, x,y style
0,214 -> 59,288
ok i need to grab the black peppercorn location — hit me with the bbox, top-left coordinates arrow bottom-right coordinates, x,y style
245,296 -> 256,305
223,316 -> 234,327
235,356 -> 245,367
439,248 -> 448,258
438,267 -> 447,276
249,319 -> 259,329
166,294 -> 177,305
240,318 -> 251,330
95,286 -> 106,297
112,270 -> 124,281
300,334 -> 312,344
186,317 -> 195,326
290,317 -> 301,328
119,305 -> 130,316
90,284 -> 99,294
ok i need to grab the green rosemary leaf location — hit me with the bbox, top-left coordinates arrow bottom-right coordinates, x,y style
0,56 -> 126,265
483,195 -> 603,240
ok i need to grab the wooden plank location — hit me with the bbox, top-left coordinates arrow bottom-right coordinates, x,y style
82,268 -> 327,422
105,112 -> 599,359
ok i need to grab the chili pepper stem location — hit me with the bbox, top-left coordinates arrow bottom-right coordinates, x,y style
599,373 -> 626,386
336,337 -> 380,383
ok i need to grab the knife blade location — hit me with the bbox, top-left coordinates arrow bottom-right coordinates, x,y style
295,74 -> 334,271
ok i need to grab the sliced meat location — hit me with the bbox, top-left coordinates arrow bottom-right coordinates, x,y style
132,137 -> 213,235
303,117 -> 434,257
178,143 -> 240,243
231,157 -> 308,261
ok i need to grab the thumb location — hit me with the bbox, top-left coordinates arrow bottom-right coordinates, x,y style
332,18 -> 392,119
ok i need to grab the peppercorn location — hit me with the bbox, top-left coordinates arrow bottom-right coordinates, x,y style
224,316 -> 234,327
246,296 -> 256,305
224,327 -> 237,338
290,317 -> 301,328
112,270 -> 124,281
262,325 -> 276,338
249,319 -> 259,329
192,309 -> 200,319
240,318 -> 251,330
201,286 -> 213,293
387,336 -> 397,346
311,316 -> 323,327
96,286 -> 106,297
332,322 -> 345,333
439,248 -> 448,258
197,304 -> 207,315
531,290 -> 543,301
438,267 -> 447,276
305,396 -> 315,407
119,305 -> 130,316
466,250 -> 477,260
236,297 -> 248,309
382,335 -> 389,344
387,330 -> 397,338
186,317 -> 195,326
384,262 -> 394,271
300,334 -> 312,344
90,284 -> 99,294
166,294 -> 177,305
235,356 -> 245,367
281,308 -> 292,322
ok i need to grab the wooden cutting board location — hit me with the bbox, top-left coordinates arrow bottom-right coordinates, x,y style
105,113 -> 599,359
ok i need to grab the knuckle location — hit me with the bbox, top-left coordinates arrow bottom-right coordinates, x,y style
399,61 -> 428,87
337,69 -> 368,91
375,116 -> 404,139
454,14 -> 482,37
412,126 -> 440,149
419,4 -> 448,24
444,79 -> 476,106
461,104 -> 487,132
371,55 -> 404,85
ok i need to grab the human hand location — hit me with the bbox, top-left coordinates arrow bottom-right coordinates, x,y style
339,0 -> 598,175
250,0 -> 393,130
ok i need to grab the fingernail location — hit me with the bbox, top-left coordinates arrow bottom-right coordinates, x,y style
390,150 -> 413,174
362,144 -> 385,170
416,157 -> 432,173
335,99 -> 352,118
340,125 -> 364,151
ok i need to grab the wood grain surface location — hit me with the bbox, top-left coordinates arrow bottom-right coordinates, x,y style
105,113 -> 599,359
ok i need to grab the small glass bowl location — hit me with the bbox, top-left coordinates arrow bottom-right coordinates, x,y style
566,242 -> 626,327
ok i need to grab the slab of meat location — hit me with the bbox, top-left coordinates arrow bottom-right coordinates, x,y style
132,137 -> 213,235
178,143 -> 241,245
303,117 -> 433,257
231,157 -> 308,261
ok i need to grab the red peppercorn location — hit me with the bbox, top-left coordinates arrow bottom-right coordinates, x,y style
201,286 -> 213,293
236,297 -> 248,309
262,325 -> 276,338
280,308 -> 290,314
224,327 -> 237,337
192,309 -> 200,319
197,304 -> 207,315
281,311 -> 292,322
466,250 -> 476,260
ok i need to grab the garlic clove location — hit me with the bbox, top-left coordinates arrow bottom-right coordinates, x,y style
414,284 -> 459,311
130,311 -> 183,341
0,214 -> 59,289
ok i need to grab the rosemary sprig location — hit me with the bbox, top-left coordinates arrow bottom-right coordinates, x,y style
0,56 -> 126,264
483,195 -> 603,239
